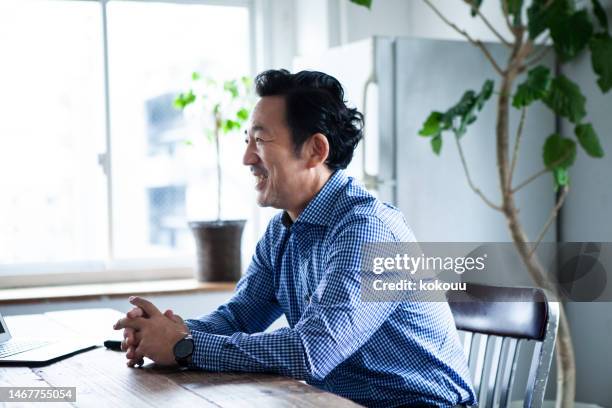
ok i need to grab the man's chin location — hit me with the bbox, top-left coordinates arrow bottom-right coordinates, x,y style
255,194 -> 281,210
255,195 -> 270,208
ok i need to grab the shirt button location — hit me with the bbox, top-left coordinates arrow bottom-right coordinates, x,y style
222,343 -> 231,349
304,294 -> 310,302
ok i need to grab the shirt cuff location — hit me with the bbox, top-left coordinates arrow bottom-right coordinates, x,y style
184,319 -> 199,332
189,330 -> 227,372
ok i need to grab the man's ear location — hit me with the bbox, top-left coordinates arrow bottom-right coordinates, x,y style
304,133 -> 330,168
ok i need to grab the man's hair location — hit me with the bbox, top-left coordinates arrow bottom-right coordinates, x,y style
254,69 -> 364,170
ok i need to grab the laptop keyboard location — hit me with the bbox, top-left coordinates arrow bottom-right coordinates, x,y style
0,339 -> 54,358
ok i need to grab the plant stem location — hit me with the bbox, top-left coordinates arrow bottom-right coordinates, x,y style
529,186 -> 568,258
496,36 -> 575,407
425,3 -> 576,403
454,136 -> 503,211
463,0 -> 512,47
422,0 -> 505,76
508,108 -> 526,189
512,151 -> 575,194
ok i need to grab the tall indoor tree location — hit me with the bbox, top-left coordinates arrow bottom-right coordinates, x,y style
350,0 -> 611,406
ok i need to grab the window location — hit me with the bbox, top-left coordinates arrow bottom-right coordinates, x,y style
0,0 -> 255,286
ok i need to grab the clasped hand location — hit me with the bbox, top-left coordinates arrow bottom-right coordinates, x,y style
113,296 -> 190,367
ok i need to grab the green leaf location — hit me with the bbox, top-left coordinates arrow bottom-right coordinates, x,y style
446,91 -> 476,138
241,76 -> 253,89
431,134 -> 442,155
222,119 -> 241,134
173,90 -> 196,109
591,0 -> 609,32
513,65 -> 551,108
224,80 -> 239,98
418,79 -> 493,152
506,0 -> 524,26
575,123 -> 605,157
527,0 -> 574,40
349,0 -> 372,9
543,133 -> 577,169
543,74 -> 586,123
191,72 -> 201,81
475,79 -> 494,109
589,33 -> 612,92
450,79 -> 494,138
549,9 -> 593,61
236,107 -> 249,122
527,0 -> 547,39
469,0 -> 483,17
419,111 -> 444,137
553,167 -> 570,189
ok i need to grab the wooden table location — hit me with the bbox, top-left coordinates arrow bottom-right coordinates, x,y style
1,309 -> 360,407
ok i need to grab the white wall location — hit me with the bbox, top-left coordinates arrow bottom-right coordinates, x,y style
559,3 -> 612,406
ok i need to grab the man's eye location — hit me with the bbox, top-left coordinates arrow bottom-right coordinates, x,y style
255,137 -> 264,143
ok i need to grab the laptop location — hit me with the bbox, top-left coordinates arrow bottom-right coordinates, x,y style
0,313 -> 97,366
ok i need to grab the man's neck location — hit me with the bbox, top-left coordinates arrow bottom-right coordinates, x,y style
286,168 -> 334,221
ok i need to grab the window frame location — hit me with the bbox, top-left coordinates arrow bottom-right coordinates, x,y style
0,0 -> 259,289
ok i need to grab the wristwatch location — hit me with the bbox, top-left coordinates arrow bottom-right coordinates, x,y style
173,334 -> 194,367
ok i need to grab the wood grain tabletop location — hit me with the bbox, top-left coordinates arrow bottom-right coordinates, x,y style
1,309 -> 361,407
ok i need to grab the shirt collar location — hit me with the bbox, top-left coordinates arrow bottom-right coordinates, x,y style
281,169 -> 349,229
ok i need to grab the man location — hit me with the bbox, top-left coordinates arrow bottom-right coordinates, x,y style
114,69 -> 476,407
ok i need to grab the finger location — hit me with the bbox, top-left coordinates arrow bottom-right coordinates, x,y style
164,309 -> 185,325
125,329 -> 143,349
126,345 -> 143,360
113,316 -> 145,330
127,356 -> 145,368
129,296 -> 161,317
122,328 -> 135,350
127,344 -> 145,361
127,306 -> 146,319
134,343 -> 147,365
123,327 -> 134,339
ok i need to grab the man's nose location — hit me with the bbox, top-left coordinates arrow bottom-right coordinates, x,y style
242,140 -> 259,166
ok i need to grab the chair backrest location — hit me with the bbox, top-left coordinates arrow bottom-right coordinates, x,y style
447,284 -> 559,408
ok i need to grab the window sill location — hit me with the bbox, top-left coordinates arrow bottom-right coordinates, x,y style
0,279 -> 236,305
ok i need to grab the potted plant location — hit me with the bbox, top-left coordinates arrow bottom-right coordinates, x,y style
174,73 -> 254,282
351,0 -> 611,406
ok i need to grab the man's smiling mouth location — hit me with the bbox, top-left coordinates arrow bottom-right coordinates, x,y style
254,173 -> 268,190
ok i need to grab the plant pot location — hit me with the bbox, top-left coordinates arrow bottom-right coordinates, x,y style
188,219 -> 246,282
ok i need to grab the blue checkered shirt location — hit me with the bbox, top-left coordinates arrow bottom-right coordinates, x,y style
185,170 -> 476,407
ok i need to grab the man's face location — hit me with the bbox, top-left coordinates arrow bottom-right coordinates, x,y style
243,96 -> 307,211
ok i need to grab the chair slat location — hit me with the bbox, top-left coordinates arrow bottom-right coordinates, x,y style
524,341 -> 543,408
479,336 -> 503,407
493,337 -> 519,408
463,331 -> 474,361
472,334 -> 488,398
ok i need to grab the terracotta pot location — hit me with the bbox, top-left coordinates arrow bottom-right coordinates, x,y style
188,220 -> 246,282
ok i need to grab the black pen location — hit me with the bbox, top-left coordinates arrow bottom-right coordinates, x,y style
104,340 -> 122,351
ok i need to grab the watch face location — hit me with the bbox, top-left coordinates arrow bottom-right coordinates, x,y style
174,337 -> 194,359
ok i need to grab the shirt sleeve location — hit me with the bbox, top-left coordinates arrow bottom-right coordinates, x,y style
184,226 -> 283,336
188,216 -> 402,381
